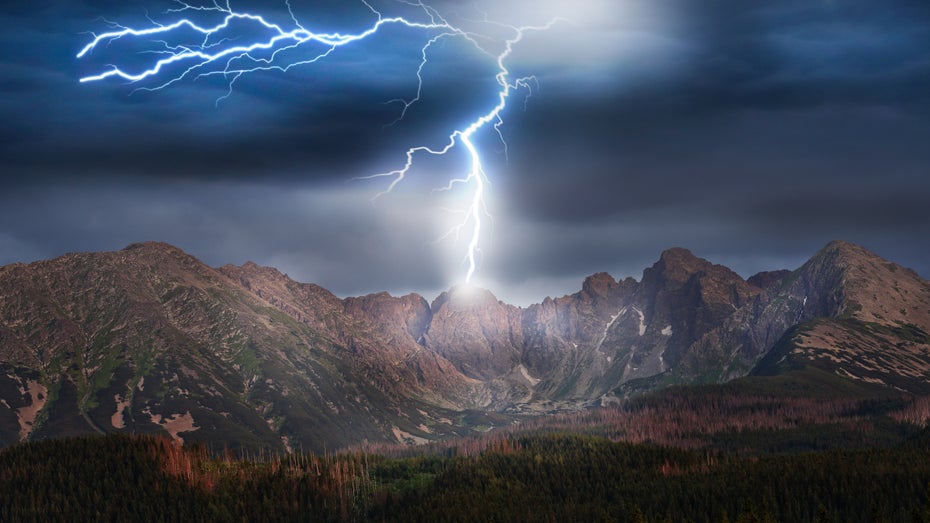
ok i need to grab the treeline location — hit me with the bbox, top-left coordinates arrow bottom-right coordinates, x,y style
383,433 -> 930,522
3,432 -> 930,521
0,434 -> 379,521
0,435 -> 209,521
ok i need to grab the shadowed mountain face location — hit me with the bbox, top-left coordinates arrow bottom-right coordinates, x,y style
0,241 -> 927,450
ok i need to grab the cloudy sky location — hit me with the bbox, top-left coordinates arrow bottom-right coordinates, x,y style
2,0 -> 929,305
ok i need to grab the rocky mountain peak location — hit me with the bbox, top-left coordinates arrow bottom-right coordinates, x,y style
805,240 -> 909,282
640,247 -> 752,300
425,285 -> 522,382
581,272 -> 619,298
747,270 -> 792,290
122,241 -> 186,255
430,285 -> 502,313
740,241 -> 930,393
821,239 -> 868,257
344,291 -> 431,343
643,247 -> 713,288
119,241 -> 213,272
801,240 -> 930,325
621,246 -> 761,375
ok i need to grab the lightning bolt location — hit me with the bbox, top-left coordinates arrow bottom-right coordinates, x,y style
77,0 -> 557,284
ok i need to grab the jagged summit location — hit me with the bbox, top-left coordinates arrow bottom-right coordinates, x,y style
580,272 -> 621,298
819,239 -> 870,256
430,285 -> 502,311
747,270 -> 791,290
644,247 -> 746,288
658,246 -> 702,263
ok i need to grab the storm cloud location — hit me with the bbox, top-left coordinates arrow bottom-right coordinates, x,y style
1,0 -> 928,305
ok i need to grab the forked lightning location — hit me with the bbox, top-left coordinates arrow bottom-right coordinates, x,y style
78,0 -> 557,283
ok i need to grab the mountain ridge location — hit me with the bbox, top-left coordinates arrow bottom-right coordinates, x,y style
1,239 -> 927,451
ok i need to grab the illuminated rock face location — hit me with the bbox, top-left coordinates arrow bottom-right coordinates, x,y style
1,240 -> 928,450
424,287 -> 524,381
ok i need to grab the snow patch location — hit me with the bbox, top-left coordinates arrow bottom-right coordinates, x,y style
661,325 -> 673,336
595,307 -> 627,353
632,307 -> 646,336
518,364 -> 540,386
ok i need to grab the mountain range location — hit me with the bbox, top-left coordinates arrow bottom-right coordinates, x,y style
0,240 -> 927,451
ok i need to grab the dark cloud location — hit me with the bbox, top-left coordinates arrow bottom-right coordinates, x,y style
0,181 -> 448,295
1,0 -> 505,183
0,0 -> 928,305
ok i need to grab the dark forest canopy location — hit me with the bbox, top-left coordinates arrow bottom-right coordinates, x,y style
3,431 -> 930,522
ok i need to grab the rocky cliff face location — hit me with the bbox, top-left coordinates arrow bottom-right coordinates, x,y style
519,272 -> 633,401
424,287 -> 524,382
623,248 -> 761,380
1,240 -> 927,450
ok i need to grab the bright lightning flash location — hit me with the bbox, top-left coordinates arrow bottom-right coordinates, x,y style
77,0 -> 557,284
